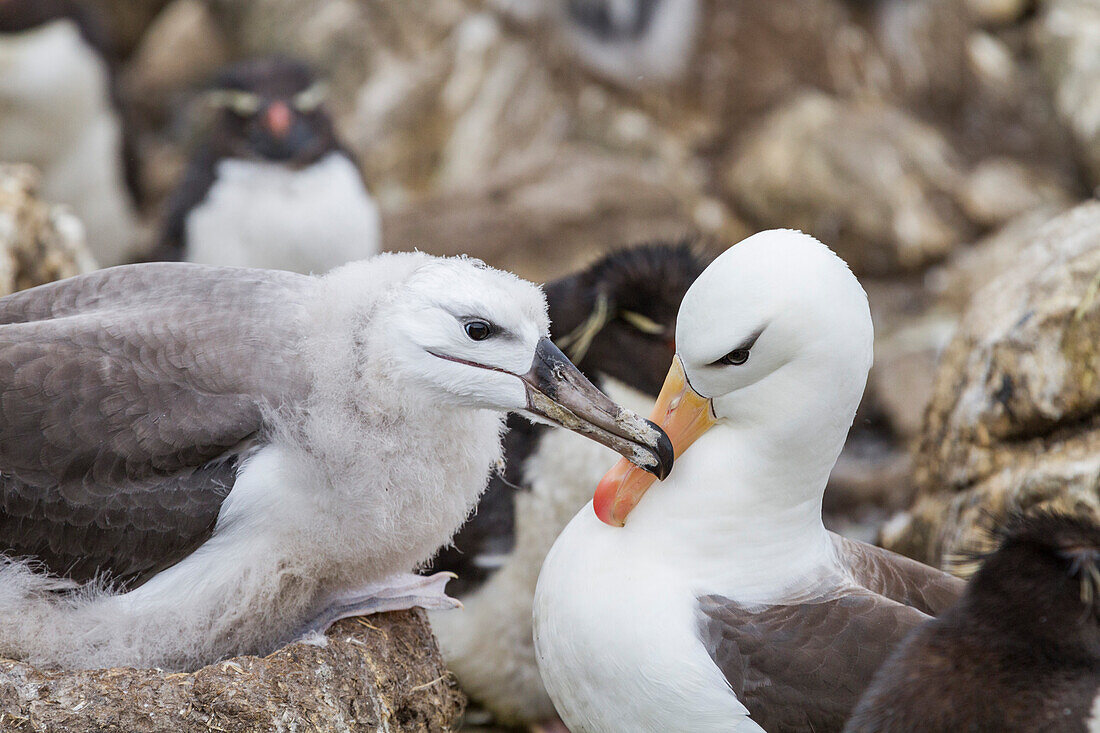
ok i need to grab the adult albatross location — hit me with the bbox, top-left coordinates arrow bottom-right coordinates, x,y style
0,253 -> 672,670
534,230 -> 963,732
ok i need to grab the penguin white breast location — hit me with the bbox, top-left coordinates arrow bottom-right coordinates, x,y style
185,153 -> 382,274
0,19 -> 138,266
0,19 -> 110,161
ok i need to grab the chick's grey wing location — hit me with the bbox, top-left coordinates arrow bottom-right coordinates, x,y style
0,263 -> 316,585
833,534 -> 965,616
698,591 -> 929,733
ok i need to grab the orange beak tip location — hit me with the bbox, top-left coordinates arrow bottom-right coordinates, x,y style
590,355 -> 716,526
592,482 -> 623,527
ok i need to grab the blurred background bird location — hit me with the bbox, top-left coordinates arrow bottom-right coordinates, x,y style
151,57 -> 381,272
0,0 -> 142,266
845,511 -> 1100,733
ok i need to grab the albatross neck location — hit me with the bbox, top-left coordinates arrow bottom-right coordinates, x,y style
617,409 -> 850,595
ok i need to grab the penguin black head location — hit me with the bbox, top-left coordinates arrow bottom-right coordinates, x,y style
204,57 -> 337,167
965,511 -> 1100,657
547,241 -> 707,396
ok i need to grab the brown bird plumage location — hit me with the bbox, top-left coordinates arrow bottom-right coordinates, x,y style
700,535 -> 964,732
844,512 -> 1100,733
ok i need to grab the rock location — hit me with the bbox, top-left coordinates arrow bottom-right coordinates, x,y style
382,145 -> 709,282
124,0 -> 230,107
883,202 -> 1100,569
966,0 -> 1033,25
85,0 -> 175,60
871,0 -> 974,109
725,92 -> 974,275
1036,0 -> 1100,187
0,611 -> 464,733
0,165 -> 96,297
824,278 -> 953,525
869,310 -> 958,441
958,157 -> 1073,227
928,204 -> 1069,312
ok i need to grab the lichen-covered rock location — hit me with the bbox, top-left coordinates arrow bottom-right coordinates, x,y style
882,202 -> 1100,569
382,145 -> 707,282
1036,0 -> 1100,186
725,92 -> 974,275
0,611 -> 464,733
0,165 -> 96,297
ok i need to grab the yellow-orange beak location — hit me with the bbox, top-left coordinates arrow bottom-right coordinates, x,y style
593,355 -> 716,526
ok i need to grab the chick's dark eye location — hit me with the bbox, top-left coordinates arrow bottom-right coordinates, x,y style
720,348 -> 750,366
465,320 -> 492,341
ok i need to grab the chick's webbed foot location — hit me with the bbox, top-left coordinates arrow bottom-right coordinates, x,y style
295,571 -> 460,640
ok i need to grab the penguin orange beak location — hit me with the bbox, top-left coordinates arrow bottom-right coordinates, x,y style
264,101 -> 293,138
593,355 -> 716,527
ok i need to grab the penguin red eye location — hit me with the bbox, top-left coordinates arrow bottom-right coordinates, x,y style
465,321 -> 492,341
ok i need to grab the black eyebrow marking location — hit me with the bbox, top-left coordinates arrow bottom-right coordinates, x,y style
707,324 -> 767,367
734,326 -> 766,353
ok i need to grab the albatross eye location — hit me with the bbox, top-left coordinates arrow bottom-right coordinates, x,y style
465,320 -> 493,341
720,348 -> 750,366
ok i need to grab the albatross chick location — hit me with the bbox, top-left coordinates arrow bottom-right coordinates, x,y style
0,253 -> 671,670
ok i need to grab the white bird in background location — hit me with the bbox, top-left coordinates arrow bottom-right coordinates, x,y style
0,252 -> 672,671
154,57 -> 381,274
562,0 -> 700,85
534,230 -> 963,732
0,0 -> 141,266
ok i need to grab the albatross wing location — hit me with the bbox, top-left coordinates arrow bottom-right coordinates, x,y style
0,263 -> 314,585
695,540 -> 963,731
698,590 -> 929,732
833,534 -> 964,616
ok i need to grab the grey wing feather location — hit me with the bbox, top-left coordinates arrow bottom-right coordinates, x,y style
833,534 -> 965,616
0,263 -> 316,585
699,591 -> 929,732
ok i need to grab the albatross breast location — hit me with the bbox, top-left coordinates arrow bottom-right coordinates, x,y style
535,503 -> 755,733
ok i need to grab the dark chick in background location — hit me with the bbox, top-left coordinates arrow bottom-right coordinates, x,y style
429,241 -> 706,730
845,511 -> 1100,733
154,57 -> 380,273
0,0 -> 141,266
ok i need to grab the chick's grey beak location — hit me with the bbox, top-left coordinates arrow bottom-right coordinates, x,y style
520,337 -> 674,479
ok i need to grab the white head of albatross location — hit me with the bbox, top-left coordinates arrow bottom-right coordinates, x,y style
380,257 -> 673,472
592,227 -> 872,533
0,252 -> 672,671
534,230 -> 963,733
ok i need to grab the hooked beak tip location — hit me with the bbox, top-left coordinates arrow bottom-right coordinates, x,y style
646,418 -> 674,480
